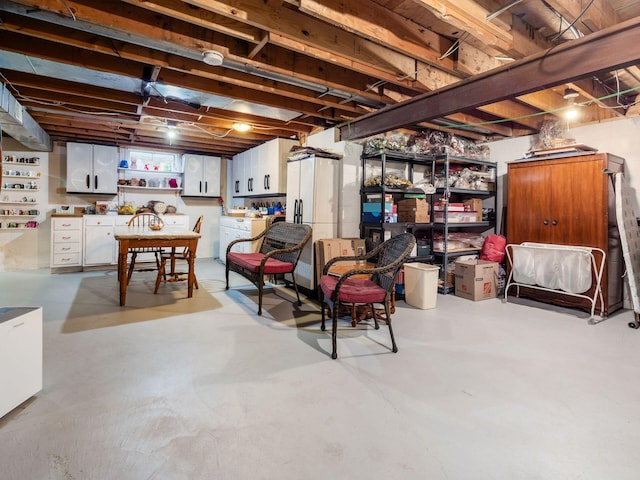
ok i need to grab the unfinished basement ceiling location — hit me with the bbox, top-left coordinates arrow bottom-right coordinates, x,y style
0,0 -> 638,157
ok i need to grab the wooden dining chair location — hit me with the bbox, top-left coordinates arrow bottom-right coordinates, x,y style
154,215 -> 203,293
126,213 -> 164,283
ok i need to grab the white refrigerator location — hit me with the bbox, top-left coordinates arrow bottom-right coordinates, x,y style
286,153 -> 341,291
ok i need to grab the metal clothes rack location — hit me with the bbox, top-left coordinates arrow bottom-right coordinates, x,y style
503,242 -> 606,323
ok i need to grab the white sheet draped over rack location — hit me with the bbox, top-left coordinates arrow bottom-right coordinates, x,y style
504,242 -> 606,322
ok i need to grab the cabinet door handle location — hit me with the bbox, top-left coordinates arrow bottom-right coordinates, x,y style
294,199 -> 299,223
267,174 -> 271,190
543,220 -> 549,225
199,180 -> 202,193
299,199 -> 303,223
62,236 -> 71,240
204,181 -> 208,193
94,175 -> 98,190
264,175 -> 268,190
86,174 -> 90,189
551,220 -> 558,226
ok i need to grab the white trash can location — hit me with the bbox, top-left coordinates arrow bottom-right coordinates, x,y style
404,263 -> 439,309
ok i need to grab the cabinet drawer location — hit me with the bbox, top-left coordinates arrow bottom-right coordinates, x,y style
52,217 -> 82,230
52,252 -> 81,266
163,215 -> 188,227
53,243 -> 80,254
84,216 -> 115,226
53,230 -> 82,243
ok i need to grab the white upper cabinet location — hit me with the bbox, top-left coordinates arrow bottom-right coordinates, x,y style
232,138 -> 298,197
182,154 -> 221,197
67,143 -> 119,194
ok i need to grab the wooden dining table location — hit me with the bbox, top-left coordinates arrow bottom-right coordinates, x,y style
114,226 -> 201,306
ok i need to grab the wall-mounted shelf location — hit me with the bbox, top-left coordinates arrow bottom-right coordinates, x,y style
1,153 -> 44,230
117,167 -> 182,175
117,186 -> 182,192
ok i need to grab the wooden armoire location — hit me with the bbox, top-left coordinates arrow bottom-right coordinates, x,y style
506,152 -> 624,316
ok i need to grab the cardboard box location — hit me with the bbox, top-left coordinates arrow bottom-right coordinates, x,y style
463,198 -> 483,221
315,238 -> 367,284
434,211 -> 477,223
398,211 -> 430,223
397,198 -> 428,209
454,260 -> 499,301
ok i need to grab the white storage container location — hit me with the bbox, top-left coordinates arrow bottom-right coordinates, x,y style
404,263 -> 440,309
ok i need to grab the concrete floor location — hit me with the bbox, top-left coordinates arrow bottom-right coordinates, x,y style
1,259 -> 640,480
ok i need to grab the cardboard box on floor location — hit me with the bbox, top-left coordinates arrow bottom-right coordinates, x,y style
454,259 -> 499,301
315,238 -> 367,283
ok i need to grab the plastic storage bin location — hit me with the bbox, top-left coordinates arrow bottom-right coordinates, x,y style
404,263 -> 439,309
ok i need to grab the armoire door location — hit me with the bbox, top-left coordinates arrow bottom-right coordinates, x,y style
507,162 -> 552,244
548,158 -> 606,247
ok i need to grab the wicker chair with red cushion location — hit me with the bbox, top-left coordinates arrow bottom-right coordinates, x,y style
225,221 -> 312,315
320,232 -> 416,359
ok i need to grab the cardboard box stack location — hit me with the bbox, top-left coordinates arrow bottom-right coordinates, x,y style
315,238 -> 368,285
397,198 -> 430,223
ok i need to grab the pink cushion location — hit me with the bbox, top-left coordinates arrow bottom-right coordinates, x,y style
320,275 -> 387,304
227,252 -> 294,274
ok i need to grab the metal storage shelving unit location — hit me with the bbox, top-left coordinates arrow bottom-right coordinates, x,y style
360,150 -> 435,262
431,154 -> 497,293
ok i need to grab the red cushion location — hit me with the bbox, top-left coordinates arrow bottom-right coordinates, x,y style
320,275 -> 387,304
227,252 -> 294,274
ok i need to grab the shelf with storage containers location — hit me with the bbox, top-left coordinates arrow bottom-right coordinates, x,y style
1,155 -> 42,230
360,150 -> 435,260
117,149 -> 184,196
431,154 -> 497,294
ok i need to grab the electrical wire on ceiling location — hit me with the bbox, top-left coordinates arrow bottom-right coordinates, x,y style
438,32 -> 470,61
548,0 -> 594,42
59,0 -> 76,21
433,84 -> 640,131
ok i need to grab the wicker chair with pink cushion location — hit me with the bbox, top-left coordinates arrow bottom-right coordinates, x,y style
225,221 -> 312,315
320,232 -> 416,359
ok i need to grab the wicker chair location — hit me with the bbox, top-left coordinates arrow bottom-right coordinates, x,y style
154,215 -> 203,293
225,221 -> 312,315
126,213 -> 164,283
319,232 -> 416,359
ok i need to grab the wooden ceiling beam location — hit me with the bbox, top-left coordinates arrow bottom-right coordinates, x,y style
410,0 -> 512,50
339,16 -> 640,140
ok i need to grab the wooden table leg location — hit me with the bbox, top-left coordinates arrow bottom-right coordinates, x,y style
187,239 -> 197,298
118,240 -> 129,306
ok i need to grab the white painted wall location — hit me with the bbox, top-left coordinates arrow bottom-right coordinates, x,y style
0,139 -> 224,271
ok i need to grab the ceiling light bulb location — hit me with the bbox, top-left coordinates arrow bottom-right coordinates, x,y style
202,50 -> 224,66
232,122 -> 252,133
565,106 -> 579,120
563,88 -> 579,100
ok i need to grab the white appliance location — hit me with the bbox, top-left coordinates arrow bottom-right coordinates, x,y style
286,152 -> 341,291
219,216 -> 268,262
1,307 -> 42,418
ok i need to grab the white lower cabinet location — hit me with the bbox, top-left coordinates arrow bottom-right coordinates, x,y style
49,215 -> 191,269
219,217 -> 268,262
50,217 -> 83,268
84,216 -> 116,266
0,307 -> 43,418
